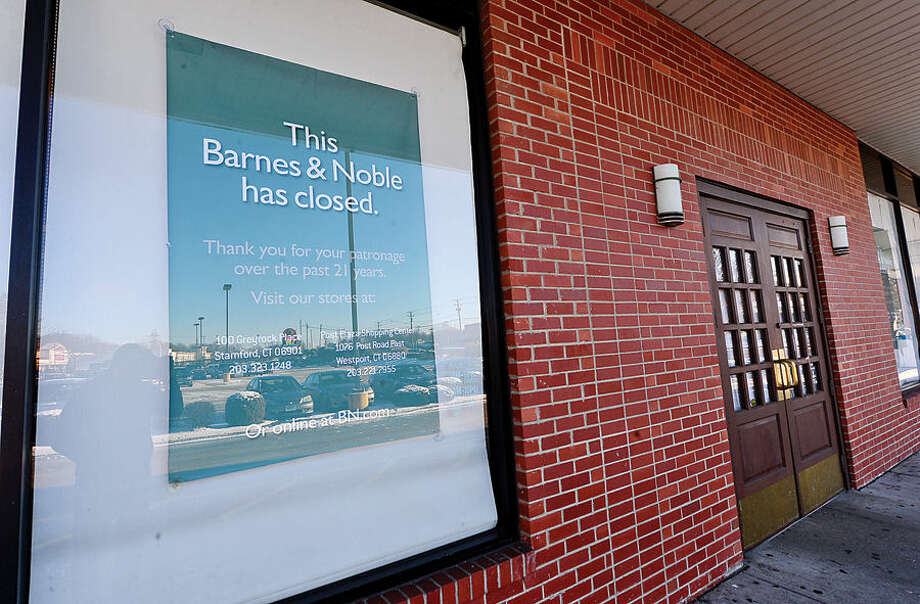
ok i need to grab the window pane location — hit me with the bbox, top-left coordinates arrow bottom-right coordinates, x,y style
776,292 -> 787,323
745,372 -> 758,407
743,250 -> 757,283
901,205 -> 920,348
718,288 -> 732,324
0,0 -> 26,442
749,290 -> 762,323
789,328 -> 800,358
759,369 -> 772,403
739,330 -> 751,365
30,3 -> 498,601
728,248 -> 742,282
869,193 -> 920,386
810,362 -> 821,392
712,246 -> 726,282
725,331 -> 737,367
755,329 -> 766,363
734,289 -> 747,323
730,374 -> 742,411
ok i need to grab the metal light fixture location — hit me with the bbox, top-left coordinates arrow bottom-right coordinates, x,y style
828,216 -> 849,255
653,163 -> 683,226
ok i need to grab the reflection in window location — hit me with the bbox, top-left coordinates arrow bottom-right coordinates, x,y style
729,374 -> 742,411
901,205 -> 920,361
718,289 -> 731,324
28,2 -> 499,600
0,0 -> 27,441
869,193 -> 920,386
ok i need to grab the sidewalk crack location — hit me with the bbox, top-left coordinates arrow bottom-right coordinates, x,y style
743,569 -> 829,603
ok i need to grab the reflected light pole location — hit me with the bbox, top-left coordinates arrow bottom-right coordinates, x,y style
345,150 -> 358,338
198,316 -> 205,348
194,321 -> 200,347
223,284 -> 232,355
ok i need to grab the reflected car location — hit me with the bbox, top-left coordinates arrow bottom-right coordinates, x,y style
173,370 -> 193,387
245,375 -> 313,417
190,368 -> 209,381
434,357 -> 484,396
302,370 -> 374,413
36,377 -> 87,411
369,361 -> 451,406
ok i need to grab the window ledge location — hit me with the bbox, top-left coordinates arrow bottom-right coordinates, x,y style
361,543 -> 533,604
902,383 -> 920,407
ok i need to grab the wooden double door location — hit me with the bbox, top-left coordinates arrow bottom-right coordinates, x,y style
700,182 -> 844,549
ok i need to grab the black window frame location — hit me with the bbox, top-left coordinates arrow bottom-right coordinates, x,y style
0,1 -> 518,602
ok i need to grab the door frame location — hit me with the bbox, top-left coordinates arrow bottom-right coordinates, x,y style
696,178 -> 852,513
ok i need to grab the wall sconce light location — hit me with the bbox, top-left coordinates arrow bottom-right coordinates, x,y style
828,216 -> 849,255
653,163 -> 683,226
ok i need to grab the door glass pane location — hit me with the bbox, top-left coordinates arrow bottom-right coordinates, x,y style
712,247 -> 726,282
759,369 -> 772,403
783,257 -> 794,288
718,289 -> 732,324
755,329 -> 766,363
790,328 -> 801,358
728,248 -> 742,282
869,193 -> 920,386
30,3 -> 499,601
809,362 -> 821,392
730,374 -> 742,411
787,292 -> 799,322
776,292 -> 787,323
749,290 -> 762,323
743,250 -> 757,283
739,330 -> 751,365
0,0 -> 26,443
795,364 -> 806,398
734,289 -> 747,323
725,331 -> 737,367
793,258 -> 804,287
802,364 -> 814,394
771,255 -> 781,286
745,372 -> 758,407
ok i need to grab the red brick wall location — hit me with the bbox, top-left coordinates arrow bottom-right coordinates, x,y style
369,0 -> 920,602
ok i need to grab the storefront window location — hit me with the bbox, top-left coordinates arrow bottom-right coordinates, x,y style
29,1 -> 502,601
0,0 -> 26,440
869,192 -> 920,386
902,206 -> 920,324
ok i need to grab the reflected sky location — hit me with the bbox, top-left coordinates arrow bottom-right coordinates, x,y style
40,97 -> 482,346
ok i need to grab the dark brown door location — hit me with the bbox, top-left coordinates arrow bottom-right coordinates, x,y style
699,182 -> 844,549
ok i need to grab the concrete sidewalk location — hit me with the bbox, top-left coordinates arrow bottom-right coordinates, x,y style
695,452 -> 920,603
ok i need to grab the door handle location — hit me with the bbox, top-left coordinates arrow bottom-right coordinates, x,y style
773,359 -> 799,389
773,360 -> 789,388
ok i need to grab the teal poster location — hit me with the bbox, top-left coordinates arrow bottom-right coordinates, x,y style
166,32 -> 439,482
